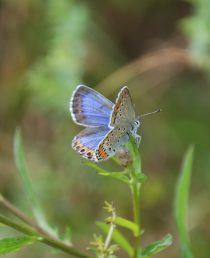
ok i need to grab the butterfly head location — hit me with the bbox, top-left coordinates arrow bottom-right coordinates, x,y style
133,120 -> 140,127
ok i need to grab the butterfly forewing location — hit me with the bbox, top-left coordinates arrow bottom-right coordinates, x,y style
70,85 -> 113,127
109,86 -> 136,127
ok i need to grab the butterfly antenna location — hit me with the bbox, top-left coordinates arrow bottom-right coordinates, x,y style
138,108 -> 162,119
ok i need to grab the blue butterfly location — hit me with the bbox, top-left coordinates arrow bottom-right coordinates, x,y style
69,85 -> 142,162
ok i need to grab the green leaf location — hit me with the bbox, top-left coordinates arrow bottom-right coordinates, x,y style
13,128 -> 58,238
98,172 -> 130,184
140,234 -> 173,258
0,236 -> 36,254
97,222 -> 133,257
174,146 -> 194,258
14,128 -> 38,208
114,216 -> 139,236
85,162 -> 130,184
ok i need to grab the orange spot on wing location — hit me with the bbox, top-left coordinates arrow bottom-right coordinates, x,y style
98,145 -> 108,159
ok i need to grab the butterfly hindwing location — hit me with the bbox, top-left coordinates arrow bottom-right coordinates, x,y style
109,86 -> 135,127
72,126 -> 110,161
70,85 -> 113,127
95,124 -> 130,161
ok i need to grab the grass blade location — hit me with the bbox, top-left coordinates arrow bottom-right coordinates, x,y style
174,146 -> 194,258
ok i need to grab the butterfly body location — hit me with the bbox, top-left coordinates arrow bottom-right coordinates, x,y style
70,85 -> 140,162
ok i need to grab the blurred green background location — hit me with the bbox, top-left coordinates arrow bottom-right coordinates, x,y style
0,0 -> 210,257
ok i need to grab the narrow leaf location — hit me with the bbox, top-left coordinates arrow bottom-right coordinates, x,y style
174,146 -> 194,258
114,216 -> 139,236
0,236 -> 36,254
99,172 -> 130,184
140,234 -> 173,257
97,222 -> 133,257
14,128 -> 38,208
13,128 -> 58,238
85,162 -> 130,184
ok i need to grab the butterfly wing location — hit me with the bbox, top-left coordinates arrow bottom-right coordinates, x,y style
72,126 -> 110,161
109,86 -> 135,127
95,124 -> 130,161
70,85 -> 113,127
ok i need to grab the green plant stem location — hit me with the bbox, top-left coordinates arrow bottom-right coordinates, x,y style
0,199 -> 91,258
130,180 -> 141,258
0,194 -> 36,228
128,137 -> 142,258
0,194 -> 56,240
